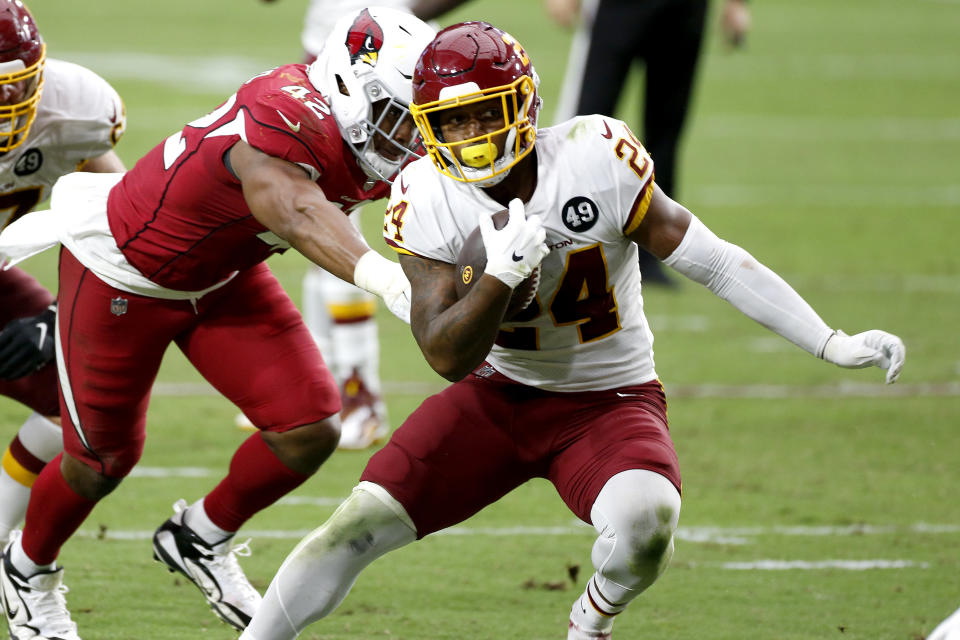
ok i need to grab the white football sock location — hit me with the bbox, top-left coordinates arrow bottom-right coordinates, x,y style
569,469 -> 681,636
0,413 -> 62,544
183,498 -> 234,545
9,532 -> 55,575
244,482 -> 416,640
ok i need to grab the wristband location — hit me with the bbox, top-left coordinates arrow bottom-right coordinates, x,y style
353,250 -> 395,297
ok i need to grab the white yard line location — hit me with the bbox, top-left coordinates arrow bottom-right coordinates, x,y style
707,53 -> 960,79
74,520 -> 960,546
718,560 -> 929,570
695,113 -> 960,144
150,380 -> 960,399
699,114 -> 960,143
688,184 -> 960,208
58,50 -> 960,90
56,51 -> 271,93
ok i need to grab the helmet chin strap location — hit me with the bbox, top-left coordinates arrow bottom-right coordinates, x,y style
359,149 -> 401,182
471,166 -> 511,188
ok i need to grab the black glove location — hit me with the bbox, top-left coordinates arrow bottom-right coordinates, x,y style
0,304 -> 57,380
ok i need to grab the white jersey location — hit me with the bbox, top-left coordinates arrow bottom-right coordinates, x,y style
302,0 -> 416,56
384,115 -> 659,392
0,58 -> 125,230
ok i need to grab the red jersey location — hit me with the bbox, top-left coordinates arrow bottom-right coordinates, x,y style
107,64 -> 388,291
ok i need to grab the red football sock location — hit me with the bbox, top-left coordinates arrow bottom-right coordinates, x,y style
22,454 -> 98,565
203,432 -> 309,532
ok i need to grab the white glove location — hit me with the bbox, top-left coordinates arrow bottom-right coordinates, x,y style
352,250 -> 411,323
821,329 -> 905,384
479,198 -> 549,289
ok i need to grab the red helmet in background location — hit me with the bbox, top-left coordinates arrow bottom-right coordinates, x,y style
410,21 -> 541,187
0,0 -> 44,152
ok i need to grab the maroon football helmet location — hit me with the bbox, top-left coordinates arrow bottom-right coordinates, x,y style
0,0 -> 44,152
410,21 -> 541,186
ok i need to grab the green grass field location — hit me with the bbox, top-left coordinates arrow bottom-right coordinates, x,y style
2,0 -> 959,638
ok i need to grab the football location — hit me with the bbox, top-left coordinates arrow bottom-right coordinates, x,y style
455,210 -> 540,321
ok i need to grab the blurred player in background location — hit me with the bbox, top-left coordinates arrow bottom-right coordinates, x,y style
256,0 -> 465,449
0,7 -> 433,639
0,0 -> 126,558
551,0 -> 751,287
240,21 -> 904,640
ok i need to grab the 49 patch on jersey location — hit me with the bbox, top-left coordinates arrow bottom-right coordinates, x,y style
13,149 -> 43,176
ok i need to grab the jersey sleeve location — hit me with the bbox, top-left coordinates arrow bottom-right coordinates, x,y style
581,115 -> 656,236
382,160 -> 460,263
46,60 -> 126,158
240,69 -> 344,181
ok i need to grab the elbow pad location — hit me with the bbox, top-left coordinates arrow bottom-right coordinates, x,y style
663,215 -> 834,357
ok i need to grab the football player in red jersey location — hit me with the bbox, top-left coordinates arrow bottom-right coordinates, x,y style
0,0 -> 126,600
0,6 -> 434,638
240,21 -> 905,640
266,0 -> 469,452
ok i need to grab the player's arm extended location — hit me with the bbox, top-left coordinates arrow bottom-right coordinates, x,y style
229,141 -> 372,283
629,184 -> 904,383
229,141 -> 411,321
399,252 -> 512,381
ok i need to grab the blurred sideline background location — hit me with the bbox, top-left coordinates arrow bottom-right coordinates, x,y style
2,0 -> 958,638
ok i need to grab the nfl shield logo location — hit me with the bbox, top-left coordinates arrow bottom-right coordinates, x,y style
110,297 -> 128,316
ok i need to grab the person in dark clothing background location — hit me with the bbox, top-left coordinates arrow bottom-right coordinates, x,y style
551,0 -> 750,286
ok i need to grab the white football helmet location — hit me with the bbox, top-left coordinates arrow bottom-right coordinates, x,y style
307,6 -> 436,182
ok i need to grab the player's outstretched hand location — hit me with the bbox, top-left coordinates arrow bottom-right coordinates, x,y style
353,251 -> 411,324
479,198 -> 549,289
821,329 -> 906,384
0,304 -> 56,380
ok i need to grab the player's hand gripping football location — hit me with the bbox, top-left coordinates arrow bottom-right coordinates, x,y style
0,304 -> 57,380
821,329 -> 906,384
479,198 -> 549,289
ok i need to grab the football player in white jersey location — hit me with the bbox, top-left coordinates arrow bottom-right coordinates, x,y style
256,0 -> 467,450
0,0 -> 125,554
239,21 -> 906,640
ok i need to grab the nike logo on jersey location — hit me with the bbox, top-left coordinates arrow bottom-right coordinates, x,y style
276,110 -> 301,133
511,252 -> 523,262
615,392 -> 636,397
399,175 -> 409,194
600,121 -> 612,139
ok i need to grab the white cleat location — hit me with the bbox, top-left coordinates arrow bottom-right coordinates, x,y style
151,500 -> 261,630
568,618 -> 612,640
0,532 -> 80,640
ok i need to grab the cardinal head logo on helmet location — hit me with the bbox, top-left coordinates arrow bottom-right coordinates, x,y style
345,8 -> 384,67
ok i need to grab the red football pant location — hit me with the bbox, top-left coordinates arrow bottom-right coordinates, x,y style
362,369 -> 680,537
56,249 -> 339,477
